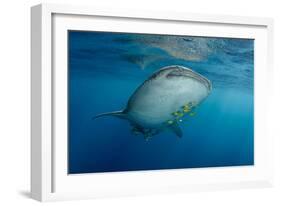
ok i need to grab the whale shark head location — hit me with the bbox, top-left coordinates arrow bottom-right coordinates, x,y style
149,65 -> 212,92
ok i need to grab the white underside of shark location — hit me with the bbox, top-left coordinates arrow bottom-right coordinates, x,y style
94,65 -> 212,139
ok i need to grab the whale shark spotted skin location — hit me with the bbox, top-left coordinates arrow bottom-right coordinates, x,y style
94,65 -> 212,139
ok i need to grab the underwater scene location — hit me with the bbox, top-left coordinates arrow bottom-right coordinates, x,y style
68,31 -> 254,174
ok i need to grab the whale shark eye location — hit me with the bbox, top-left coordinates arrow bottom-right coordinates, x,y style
150,72 -> 158,80
149,70 -> 167,80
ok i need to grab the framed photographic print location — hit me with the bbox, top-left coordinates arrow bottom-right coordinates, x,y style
31,3 -> 274,201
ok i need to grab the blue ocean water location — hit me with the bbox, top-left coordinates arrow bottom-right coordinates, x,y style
68,31 -> 254,174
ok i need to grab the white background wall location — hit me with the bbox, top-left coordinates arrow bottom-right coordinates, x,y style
0,0 -> 280,205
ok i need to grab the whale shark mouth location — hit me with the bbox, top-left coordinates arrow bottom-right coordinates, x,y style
165,66 -> 212,92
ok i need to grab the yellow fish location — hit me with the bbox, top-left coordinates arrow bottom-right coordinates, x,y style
167,120 -> 174,124
183,104 -> 190,109
178,112 -> 184,117
189,112 -> 196,116
172,111 -> 180,116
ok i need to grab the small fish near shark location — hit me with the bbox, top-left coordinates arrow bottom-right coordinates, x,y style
93,65 -> 212,140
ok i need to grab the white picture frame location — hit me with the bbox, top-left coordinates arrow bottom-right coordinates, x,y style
31,3 -> 274,202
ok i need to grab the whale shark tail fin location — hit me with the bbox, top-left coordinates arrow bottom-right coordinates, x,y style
92,110 -> 126,120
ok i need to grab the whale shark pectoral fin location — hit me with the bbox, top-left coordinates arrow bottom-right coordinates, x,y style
92,110 -> 126,120
169,122 -> 183,138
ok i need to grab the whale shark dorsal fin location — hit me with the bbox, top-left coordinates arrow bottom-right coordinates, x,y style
169,122 -> 183,138
93,111 -> 126,120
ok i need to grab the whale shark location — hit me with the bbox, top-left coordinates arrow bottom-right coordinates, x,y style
94,65 -> 212,140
